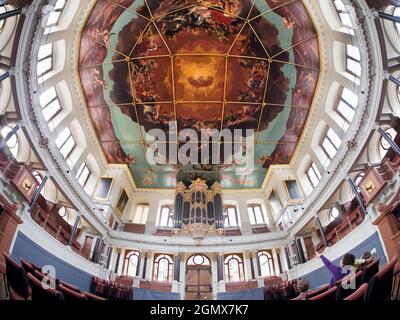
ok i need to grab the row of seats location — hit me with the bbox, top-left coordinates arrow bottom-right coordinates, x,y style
3,252 -> 105,300
264,280 -> 299,300
292,255 -> 399,300
91,276 -> 132,300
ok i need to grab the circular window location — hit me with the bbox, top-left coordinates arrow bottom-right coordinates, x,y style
1,125 -> 19,158
58,206 -> 67,217
330,207 -> 340,221
187,254 -> 210,266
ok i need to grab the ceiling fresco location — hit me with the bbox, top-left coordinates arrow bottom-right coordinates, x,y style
79,0 -> 320,189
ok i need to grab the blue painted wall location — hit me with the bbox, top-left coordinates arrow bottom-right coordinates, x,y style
218,287 -> 264,300
11,232 -> 93,292
299,232 -> 386,289
133,288 -> 180,300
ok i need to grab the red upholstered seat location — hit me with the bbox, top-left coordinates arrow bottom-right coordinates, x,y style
20,259 -> 36,275
84,292 -> 106,300
360,258 -> 381,284
344,283 -> 368,300
365,255 -> 398,300
27,273 -> 64,301
308,286 -> 337,300
304,284 -> 329,300
336,270 -> 363,300
59,280 -> 81,293
59,284 -> 87,300
3,252 -> 30,300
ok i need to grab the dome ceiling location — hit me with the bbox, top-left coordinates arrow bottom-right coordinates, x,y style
79,0 -> 320,189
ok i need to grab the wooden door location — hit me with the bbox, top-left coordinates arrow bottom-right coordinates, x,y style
185,265 -> 212,300
81,236 -> 93,259
303,236 -> 316,259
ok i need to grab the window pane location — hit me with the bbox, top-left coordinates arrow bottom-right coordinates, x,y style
59,136 -> 75,158
342,88 -> 358,107
39,87 -> 57,106
347,44 -> 361,61
228,207 -> 238,226
254,206 -> 264,224
312,163 -> 322,179
248,207 -> 256,225
347,59 -> 361,76
327,129 -> 342,149
37,58 -> 52,76
38,43 -> 52,60
322,138 -> 337,159
337,101 -> 355,122
55,127 -> 71,147
43,99 -> 61,121
334,0 -> 346,12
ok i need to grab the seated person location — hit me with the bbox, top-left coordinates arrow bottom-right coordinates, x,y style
294,279 -> 309,300
316,252 -> 355,287
354,248 -> 376,270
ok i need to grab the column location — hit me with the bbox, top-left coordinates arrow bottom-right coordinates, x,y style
316,215 -> 329,249
117,248 -> 125,275
172,253 -> 182,295
68,213 -> 81,247
216,253 -> 225,293
145,252 -> 153,280
238,199 -> 252,234
243,251 -> 253,281
378,127 -> 400,156
271,248 -> 281,276
347,177 -> 367,215
29,174 -> 49,209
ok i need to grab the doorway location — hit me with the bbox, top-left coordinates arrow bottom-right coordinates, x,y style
185,255 -> 212,300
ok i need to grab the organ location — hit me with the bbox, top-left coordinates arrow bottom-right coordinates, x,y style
173,178 -> 224,239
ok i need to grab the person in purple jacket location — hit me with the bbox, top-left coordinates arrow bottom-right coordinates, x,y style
317,253 -> 356,287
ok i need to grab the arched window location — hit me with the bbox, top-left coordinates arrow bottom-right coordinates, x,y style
134,204 -> 149,224
0,125 -> 19,158
224,254 -> 244,283
58,206 -> 68,218
187,255 -> 210,266
258,251 -> 275,278
123,251 -> 140,277
153,254 -> 173,282
248,204 -> 266,225
223,205 -> 239,228
378,127 -> 398,160
157,205 -> 174,228
330,207 -> 340,222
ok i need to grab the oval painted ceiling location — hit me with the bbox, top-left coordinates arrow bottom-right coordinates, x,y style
79,0 -> 320,189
